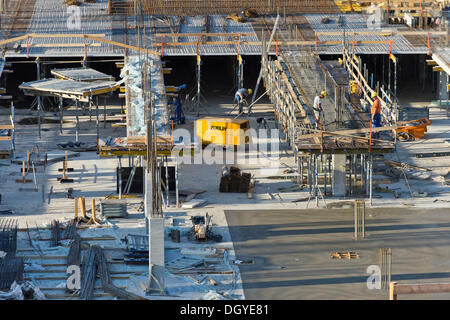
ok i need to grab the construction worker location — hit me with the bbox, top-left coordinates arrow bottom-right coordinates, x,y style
235,88 -> 252,114
371,92 -> 382,138
313,91 -> 326,129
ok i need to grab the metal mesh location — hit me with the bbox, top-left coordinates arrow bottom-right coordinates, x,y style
0,219 -> 18,254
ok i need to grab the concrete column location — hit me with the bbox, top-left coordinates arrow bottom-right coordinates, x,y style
147,217 -> 165,294
332,154 -> 346,197
144,169 -> 152,218
144,168 -> 165,294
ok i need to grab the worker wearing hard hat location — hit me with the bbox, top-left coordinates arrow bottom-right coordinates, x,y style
235,88 -> 252,114
313,91 -> 326,129
371,92 -> 382,138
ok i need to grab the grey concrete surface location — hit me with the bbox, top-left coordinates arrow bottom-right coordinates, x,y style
226,207 -> 450,300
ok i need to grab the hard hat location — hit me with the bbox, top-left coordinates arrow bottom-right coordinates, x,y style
248,89 -> 253,95
371,92 -> 378,98
321,91 -> 327,97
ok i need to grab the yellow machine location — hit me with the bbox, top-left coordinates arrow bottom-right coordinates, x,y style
196,117 -> 250,147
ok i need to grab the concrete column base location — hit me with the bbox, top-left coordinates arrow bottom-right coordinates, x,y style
332,154 -> 346,197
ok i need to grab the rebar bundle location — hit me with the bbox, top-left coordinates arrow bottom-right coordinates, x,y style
0,219 -> 18,254
109,0 -> 340,15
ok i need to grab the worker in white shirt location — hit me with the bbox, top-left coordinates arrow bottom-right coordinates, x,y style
313,91 -> 326,129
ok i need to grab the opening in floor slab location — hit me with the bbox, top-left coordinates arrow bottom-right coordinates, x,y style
162,55 -> 271,113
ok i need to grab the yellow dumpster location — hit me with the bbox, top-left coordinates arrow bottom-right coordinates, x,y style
196,117 -> 250,147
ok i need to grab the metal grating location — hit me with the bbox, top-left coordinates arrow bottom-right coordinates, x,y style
0,219 -> 18,254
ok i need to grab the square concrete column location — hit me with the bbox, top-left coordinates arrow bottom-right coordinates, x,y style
332,154 -> 346,197
144,169 -> 165,294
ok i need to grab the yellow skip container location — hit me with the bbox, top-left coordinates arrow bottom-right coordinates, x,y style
196,117 -> 250,146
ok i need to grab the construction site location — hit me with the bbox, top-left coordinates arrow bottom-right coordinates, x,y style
0,0 -> 449,302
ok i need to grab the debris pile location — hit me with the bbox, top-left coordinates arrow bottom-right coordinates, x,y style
187,213 -> 222,243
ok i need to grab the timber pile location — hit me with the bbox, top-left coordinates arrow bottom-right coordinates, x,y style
219,166 -> 251,193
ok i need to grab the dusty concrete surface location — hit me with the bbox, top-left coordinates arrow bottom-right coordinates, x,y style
226,208 -> 450,300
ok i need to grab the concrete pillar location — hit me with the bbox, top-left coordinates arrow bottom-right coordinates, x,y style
332,154 -> 346,197
438,71 -> 449,112
147,217 -> 165,294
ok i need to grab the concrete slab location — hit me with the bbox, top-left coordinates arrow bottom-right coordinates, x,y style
225,208 -> 450,300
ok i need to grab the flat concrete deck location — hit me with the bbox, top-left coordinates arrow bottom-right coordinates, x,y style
226,208 -> 450,300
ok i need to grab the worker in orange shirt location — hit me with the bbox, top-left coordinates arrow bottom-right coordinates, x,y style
371,92 -> 382,138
